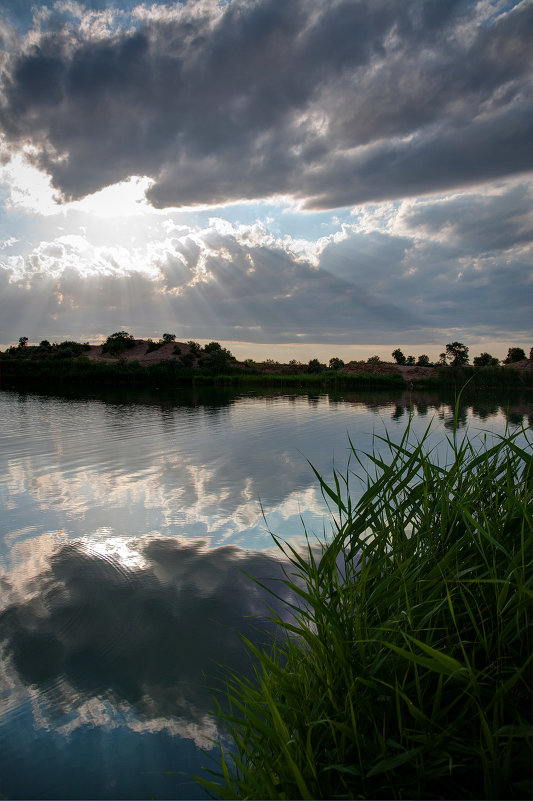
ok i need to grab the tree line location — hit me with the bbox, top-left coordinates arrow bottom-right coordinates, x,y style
7,333 -> 533,372
391,342 -> 532,368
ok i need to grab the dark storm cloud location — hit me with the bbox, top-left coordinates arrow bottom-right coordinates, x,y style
396,181 -> 533,253
0,537 -> 303,724
1,0 -> 532,208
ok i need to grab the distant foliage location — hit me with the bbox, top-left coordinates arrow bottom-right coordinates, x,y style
405,355 -> 415,365
445,341 -> 469,367
329,357 -> 344,370
18,336 -> 28,348
504,347 -> 526,364
102,331 -> 135,355
473,352 -> 500,367
416,354 -> 430,366
392,348 -> 406,365
162,333 -> 176,343
307,358 -> 326,373
367,355 -> 381,364
145,339 -> 164,354
187,340 -> 201,356
201,344 -> 234,373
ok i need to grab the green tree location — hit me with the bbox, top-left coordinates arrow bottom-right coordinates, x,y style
202,345 -> 234,373
392,348 -> 406,365
473,352 -> 500,367
503,347 -> 526,364
329,357 -> 344,370
162,333 -> 176,344
307,358 -> 325,373
203,341 -> 222,353
102,331 -> 135,355
367,355 -> 381,364
187,340 -> 201,356
445,341 -> 469,367
18,336 -> 28,348
406,355 -> 415,365
416,354 -> 430,366
529,346 -> 533,360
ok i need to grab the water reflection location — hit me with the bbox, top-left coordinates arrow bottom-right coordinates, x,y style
1,536 -> 298,744
0,385 -> 531,798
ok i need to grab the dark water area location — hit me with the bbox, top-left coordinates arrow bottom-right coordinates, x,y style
0,385 -> 531,799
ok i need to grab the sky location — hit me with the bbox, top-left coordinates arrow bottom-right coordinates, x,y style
0,0 -> 531,362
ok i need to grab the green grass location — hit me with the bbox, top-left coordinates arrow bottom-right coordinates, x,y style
0,357 -> 406,390
426,365 -> 533,389
193,370 -> 406,389
199,407 -> 532,799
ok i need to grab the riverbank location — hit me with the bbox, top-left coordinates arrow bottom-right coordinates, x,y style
1,339 -> 532,390
200,418 -> 533,800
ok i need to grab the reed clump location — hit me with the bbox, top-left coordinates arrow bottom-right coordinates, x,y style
200,413 -> 532,799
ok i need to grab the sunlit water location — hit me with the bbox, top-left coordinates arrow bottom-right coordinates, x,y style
0,385 -> 531,799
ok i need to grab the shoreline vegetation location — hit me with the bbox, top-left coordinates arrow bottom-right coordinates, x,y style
200,413 -> 532,800
1,333 -> 532,390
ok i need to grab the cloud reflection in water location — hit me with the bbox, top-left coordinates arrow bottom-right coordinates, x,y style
0,535 -> 303,746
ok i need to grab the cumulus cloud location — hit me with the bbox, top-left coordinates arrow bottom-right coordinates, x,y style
1,0 -> 532,209
0,177 -> 531,347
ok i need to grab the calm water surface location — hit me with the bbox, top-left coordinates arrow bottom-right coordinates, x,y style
0,385 -> 531,799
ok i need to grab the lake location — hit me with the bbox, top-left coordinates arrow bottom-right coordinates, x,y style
0,384 -> 531,799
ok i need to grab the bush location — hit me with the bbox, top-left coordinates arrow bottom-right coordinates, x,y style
446,341 -> 469,367
201,413 -> 532,800
504,347 -> 526,364
307,358 -> 325,373
146,339 -> 164,354
392,348 -> 406,365
102,331 -> 135,355
474,352 -> 500,367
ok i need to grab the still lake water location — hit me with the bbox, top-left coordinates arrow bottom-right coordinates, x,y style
1,384 -> 531,799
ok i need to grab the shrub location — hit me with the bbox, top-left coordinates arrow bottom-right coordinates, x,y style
328,357 -> 344,370
146,339 -> 164,353
392,348 -> 406,364
474,352 -> 500,367
504,347 -> 526,364
307,358 -> 325,373
102,331 -> 135,355
446,341 -> 469,367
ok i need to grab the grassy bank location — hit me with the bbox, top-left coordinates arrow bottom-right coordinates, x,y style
0,355 -> 406,390
200,413 -> 532,799
193,370 -> 406,389
417,365 -> 533,390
